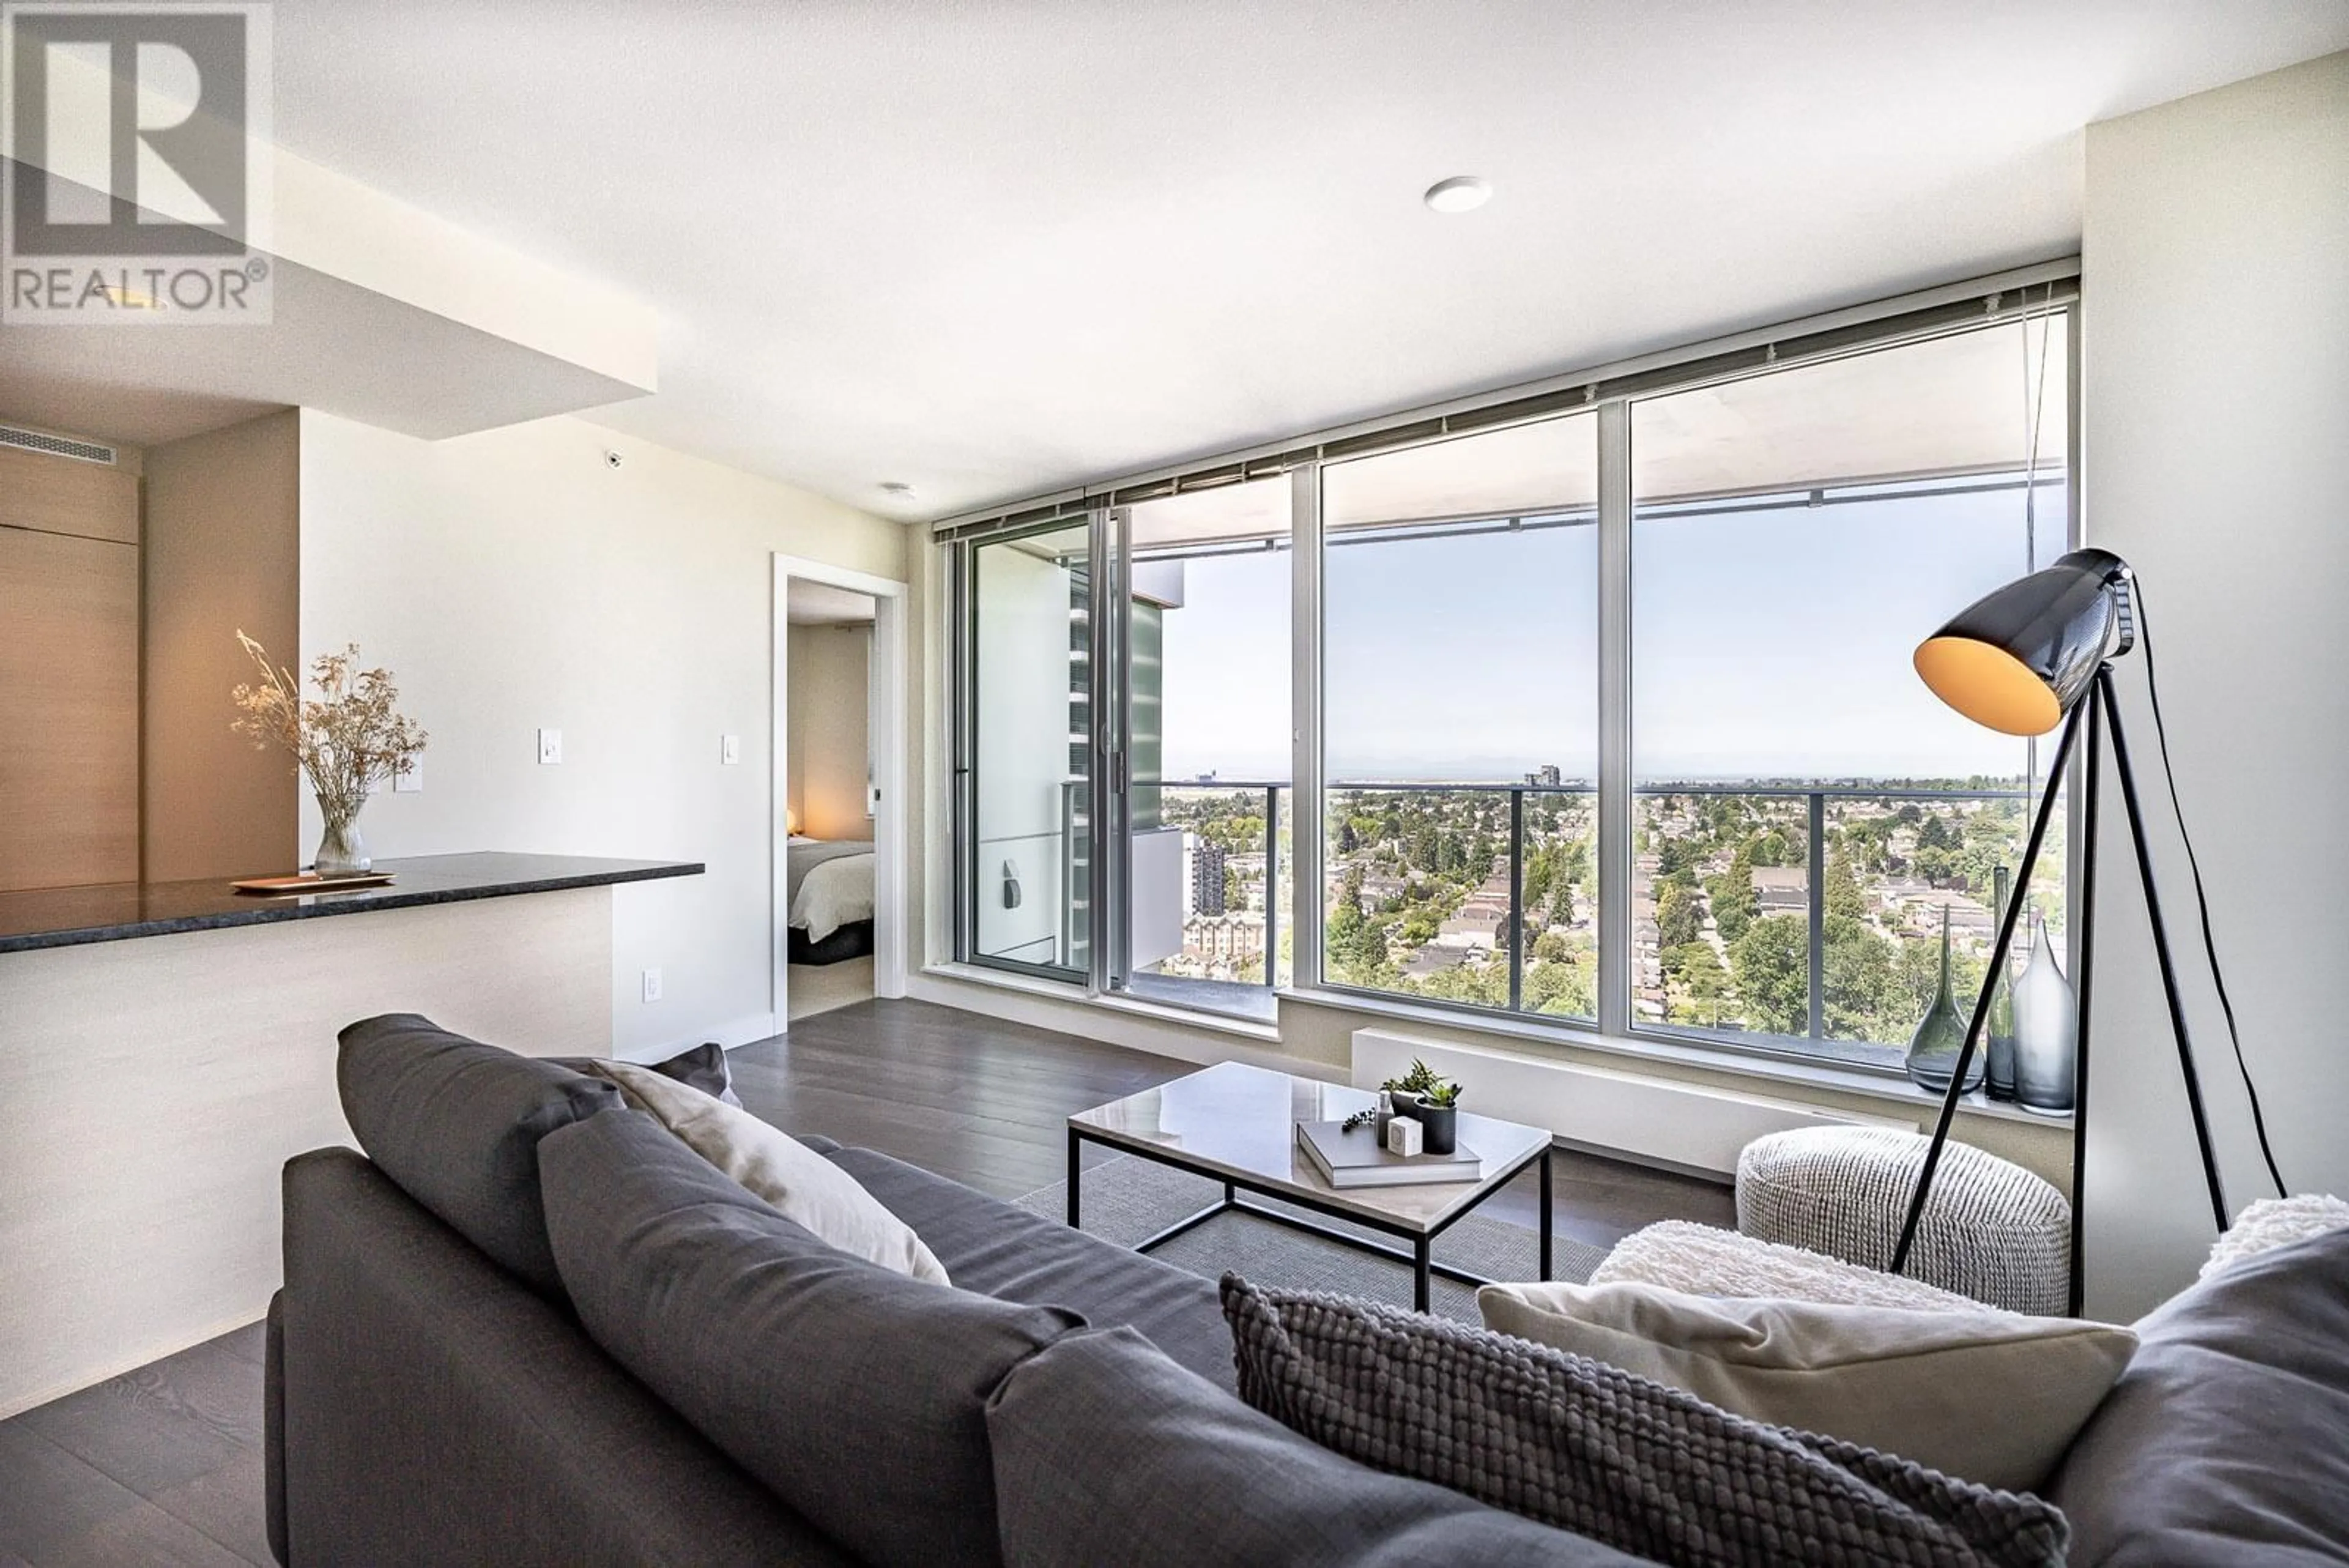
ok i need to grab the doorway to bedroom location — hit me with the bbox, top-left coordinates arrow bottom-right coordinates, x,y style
776,555 -> 908,1026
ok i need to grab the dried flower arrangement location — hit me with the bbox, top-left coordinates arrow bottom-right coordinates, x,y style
231,631 -> 426,872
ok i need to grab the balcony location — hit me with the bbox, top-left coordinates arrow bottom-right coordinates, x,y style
1120,781 -> 1290,1024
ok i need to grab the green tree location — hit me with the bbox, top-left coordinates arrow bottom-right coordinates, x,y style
1730,915 -> 1809,1035
1664,942 -> 1731,1027
1707,845 -> 1758,943
1821,916 -> 1898,1041
1656,880 -> 1702,949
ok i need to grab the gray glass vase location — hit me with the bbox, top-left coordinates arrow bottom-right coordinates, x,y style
1985,866 -> 2018,1101
2012,912 -> 2077,1115
1904,905 -> 1983,1094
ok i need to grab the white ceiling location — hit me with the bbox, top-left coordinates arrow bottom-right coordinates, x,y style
245,4 -> 2349,519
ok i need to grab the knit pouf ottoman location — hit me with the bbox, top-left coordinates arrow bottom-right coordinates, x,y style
1736,1126 -> 2071,1315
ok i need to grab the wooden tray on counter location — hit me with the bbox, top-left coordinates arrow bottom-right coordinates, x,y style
229,872 -> 396,896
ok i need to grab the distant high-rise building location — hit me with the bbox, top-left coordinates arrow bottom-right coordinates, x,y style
1187,836 -> 1228,916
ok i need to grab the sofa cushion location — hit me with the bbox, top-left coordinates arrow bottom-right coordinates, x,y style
825,1145 -> 1235,1390
540,1107 -> 1081,1568
2047,1224 -> 2349,1566
1478,1278 -> 2135,1491
337,1013 -> 620,1298
987,1325 -> 1646,1568
1225,1276 -> 2069,1568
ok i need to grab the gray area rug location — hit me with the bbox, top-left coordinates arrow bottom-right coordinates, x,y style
1017,1154 -> 1609,1324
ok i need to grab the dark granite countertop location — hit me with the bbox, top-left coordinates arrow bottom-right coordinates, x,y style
0,852 -> 704,954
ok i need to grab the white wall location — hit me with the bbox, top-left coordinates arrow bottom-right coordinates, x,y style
2080,51 -> 2349,1317
298,409 -> 904,1057
787,622 -> 874,841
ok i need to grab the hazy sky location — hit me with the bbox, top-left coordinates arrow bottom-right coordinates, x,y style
1156,487 -> 2068,782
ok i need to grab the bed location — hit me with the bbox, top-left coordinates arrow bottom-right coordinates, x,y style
787,836 -> 875,965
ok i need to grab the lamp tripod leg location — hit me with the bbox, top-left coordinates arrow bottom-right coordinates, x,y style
1891,701 -> 2082,1277
2096,668 -> 2230,1235
2068,689 -> 2103,1318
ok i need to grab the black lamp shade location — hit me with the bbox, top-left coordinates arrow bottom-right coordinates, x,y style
1914,548 -> 2130,736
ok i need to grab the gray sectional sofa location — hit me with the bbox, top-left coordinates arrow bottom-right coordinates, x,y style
267,1016 -> 1627,1566
267,1015 -> 2349,1567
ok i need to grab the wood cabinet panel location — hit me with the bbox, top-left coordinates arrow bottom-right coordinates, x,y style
0,445 -> 139,544
0,528 -> 141,890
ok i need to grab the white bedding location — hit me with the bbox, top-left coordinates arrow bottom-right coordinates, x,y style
789,851 -> 875,942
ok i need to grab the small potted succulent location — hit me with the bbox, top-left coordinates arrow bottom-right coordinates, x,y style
1381,1058 -> 1443,1117
1414,1076 -> 1463,1155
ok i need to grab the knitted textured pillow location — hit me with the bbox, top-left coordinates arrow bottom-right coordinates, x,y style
1221,1276 -> 2067,1568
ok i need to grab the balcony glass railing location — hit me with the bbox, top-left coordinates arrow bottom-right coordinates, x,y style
1634,784 -> 2065,1070
1129,783 -> 1291,1009
1123,777 -> 2062,1071
1323,782 -> 1598,1024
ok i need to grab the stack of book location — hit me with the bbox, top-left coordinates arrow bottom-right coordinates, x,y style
1295,1119 -> 1482,1189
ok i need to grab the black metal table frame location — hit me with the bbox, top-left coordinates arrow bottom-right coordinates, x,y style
1067,1125 -> 1554,1312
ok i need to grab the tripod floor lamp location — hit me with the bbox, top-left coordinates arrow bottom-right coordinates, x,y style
1891,546 -> 2246,1318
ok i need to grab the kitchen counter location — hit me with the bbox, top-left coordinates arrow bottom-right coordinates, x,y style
0,852 -> 703,953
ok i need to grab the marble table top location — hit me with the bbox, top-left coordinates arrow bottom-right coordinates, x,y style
1069,1060 -> 1552,1232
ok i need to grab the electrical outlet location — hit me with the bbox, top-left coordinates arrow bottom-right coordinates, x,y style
721,734 -> 741,765
538,728 -> 563,765
393,762 -> 422,793
640,967 -> 663,1003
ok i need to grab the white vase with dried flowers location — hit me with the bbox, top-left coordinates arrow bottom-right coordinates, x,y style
231,631 -> 428,877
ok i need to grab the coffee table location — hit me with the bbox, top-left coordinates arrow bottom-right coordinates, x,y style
1066,1061 -> 1554,1312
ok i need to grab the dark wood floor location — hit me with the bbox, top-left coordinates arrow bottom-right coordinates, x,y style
0,997 -> 1731,1566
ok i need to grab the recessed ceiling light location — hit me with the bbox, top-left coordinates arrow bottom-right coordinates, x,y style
1423,176 -> 1491,214
879,481 -> 916,497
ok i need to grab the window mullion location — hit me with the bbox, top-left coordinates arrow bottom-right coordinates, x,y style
1597,401 -> 1633,1037
1290,462 -> 1326,991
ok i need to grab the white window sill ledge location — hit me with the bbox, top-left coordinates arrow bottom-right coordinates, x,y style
918,962 -> 2069,1132
919,962 -> 1284,1045
1278,986 -> 2073,1129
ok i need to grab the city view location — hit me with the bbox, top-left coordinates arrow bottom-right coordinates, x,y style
1147,771 -> 2065,1063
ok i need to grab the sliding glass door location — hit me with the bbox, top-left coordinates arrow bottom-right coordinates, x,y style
965,519 -> 1094,981
1111,478 -> 1293,1021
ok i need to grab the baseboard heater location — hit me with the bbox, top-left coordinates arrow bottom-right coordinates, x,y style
1351,1028 -> 1909,1180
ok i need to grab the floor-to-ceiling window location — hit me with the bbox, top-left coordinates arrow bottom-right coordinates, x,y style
1319,413 -> 1600,1020
948,276 -> 2075,1077
1630,316 -> 2069,1066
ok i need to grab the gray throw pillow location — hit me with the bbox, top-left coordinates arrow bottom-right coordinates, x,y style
2046,1224 -> 2349,1566
336,1013 -> 620,1298
989,1326 -> 1644,1567
1222,1276 -> 2068,1568
540,1105 -> 1080,1568
548,1040 -> 743,1106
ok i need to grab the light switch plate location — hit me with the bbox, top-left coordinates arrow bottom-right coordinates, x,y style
640,967 -> 663,1003
393,763 -> 422,793
538,728 -> 562,765
721,734 -> 741,765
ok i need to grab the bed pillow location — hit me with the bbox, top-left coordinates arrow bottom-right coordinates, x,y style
581,1059 -> 948,1285
1479,1279 -> 2134,1491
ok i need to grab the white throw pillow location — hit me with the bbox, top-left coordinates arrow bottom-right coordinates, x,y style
1478,1279 -> 2135,1492
584,1060 -> 950,1286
